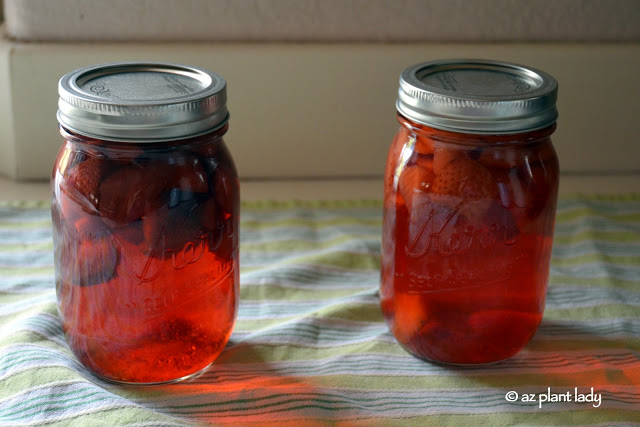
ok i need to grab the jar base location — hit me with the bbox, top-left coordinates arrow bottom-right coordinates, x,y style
90,360 -> 215,386
398,341 -> 520,367
412,354 -> 513,368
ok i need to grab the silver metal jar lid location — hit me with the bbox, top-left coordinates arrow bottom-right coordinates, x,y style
57,62 -> 228,142
397,59 -> 558,134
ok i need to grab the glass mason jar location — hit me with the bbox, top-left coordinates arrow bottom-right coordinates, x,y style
51,62 -> 239,383
381,59 -> 559,365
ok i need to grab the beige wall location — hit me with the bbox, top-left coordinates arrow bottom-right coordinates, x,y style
1,41 -> 639,180
1,1 -> 639,180
4,0 -> 640,42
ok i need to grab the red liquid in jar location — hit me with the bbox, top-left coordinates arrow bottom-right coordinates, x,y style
381,117 -> 559,364
52,128 -> 239,383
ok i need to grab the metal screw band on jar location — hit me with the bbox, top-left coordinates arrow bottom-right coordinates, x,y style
57,62 -> 229,142
396,59 -> 558,134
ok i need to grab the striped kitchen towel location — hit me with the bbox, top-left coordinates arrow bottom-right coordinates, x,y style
0,197 -> 639,426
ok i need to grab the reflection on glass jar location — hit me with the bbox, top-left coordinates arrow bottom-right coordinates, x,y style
51,62 -> 239,383
381,59 -> 559,365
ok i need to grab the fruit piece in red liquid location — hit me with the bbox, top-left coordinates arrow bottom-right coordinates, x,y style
55,213 -> 120,287
431,156 -> 499,220
63,157 -> 107,211
468,310 -> 540,338
99,162 -> 170,224
142,198 -> 207,258
433,147 -> 463,174
136,155 -> 215,255
398,165 -> 436,212
466,310 -> 541,362
72,232 -> 120,287
432,156 -> 497,199
171,156 -> 209,194
478,148 -> 519,170
410,320 -> 476,363
415,153 -> 434,172
390,293 -> 428,346
414,135 -> 434,155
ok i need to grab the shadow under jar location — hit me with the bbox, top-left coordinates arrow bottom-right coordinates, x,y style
51,62 -> 239,384
380,59 -> 560,365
